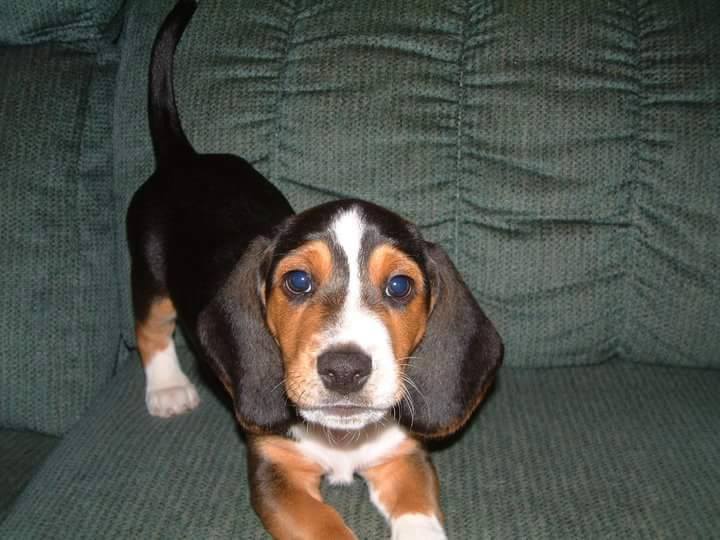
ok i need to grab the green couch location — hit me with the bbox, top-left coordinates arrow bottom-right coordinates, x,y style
1,0 -> 719,537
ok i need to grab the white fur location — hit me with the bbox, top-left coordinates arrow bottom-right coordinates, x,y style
390,514 -> 447,540
299,408 -> 387,431
368,487 -> 447,539
144,341 -> 199,417
307,208 -> 398,422
289,422 -> 408,485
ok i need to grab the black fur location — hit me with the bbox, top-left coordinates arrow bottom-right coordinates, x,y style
127,0 -> 294,433
128,0 -> 502,437
396,242 -> 504,437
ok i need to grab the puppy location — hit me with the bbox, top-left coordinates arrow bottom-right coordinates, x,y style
127,1 -> 503,538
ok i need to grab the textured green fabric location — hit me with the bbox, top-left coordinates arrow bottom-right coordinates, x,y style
1,351 -> 718,538
0,0 -> 123,46
112,0 -> 460,351
0,43 -> 120,435
112,0 -> 720,368
0,430 -> 59,522
626,2 -> 720,366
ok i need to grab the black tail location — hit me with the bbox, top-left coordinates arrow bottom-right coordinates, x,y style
148,0 -> 197,168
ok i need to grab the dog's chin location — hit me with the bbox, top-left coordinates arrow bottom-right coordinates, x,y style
298,406 -> 389,431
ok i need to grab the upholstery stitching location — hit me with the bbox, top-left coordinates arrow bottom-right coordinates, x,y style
622,0 -> 644,362
71,53 -> 96,399
270,0 -> 299,186
454,0 -> 470,264
113,6 -> 137,351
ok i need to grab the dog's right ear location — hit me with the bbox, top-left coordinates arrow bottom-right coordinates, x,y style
396,241 -> 503,438
197,236 -> 294,434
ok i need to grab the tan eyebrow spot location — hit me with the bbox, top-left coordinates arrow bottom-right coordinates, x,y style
367,244 -> 426,298
367,244 -> 429,367
266,240 -> 334,404
271,240 -> 333,289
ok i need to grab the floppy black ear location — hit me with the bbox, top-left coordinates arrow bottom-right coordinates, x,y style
197,237 -> 294,434
397,241 -> 503,438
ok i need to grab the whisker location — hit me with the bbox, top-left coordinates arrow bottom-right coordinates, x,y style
394,378 -> 412,429
390,405 -> 399,425
400,372 -> 432,430
325,424 -> 336,446
270,378 -> 287,394
396,356 -> 422,369
400,380 -> 416,429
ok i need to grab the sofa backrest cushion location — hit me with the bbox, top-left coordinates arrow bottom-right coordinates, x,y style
113,0 -> 720,368
0,43 -> 120,435
0,0 -> 123,46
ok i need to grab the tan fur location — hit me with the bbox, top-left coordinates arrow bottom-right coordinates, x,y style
136,297 -> 177,366
253,436 -> 357,540
361,438 -> 442,521
266,241 -> 334,406
367,244 -> 430,364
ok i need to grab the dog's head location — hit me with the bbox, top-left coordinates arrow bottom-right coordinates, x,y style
199,200 -> 502,437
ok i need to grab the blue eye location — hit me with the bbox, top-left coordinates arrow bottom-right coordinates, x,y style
285,270 -> 313,295
385,275 -> 412,299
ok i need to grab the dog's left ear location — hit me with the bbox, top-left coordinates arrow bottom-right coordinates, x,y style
397,241 -> 503,438
197,236 -> 294,434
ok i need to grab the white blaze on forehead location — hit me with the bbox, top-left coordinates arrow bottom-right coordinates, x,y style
330,207 -> 364,307
326,206 -> 398,408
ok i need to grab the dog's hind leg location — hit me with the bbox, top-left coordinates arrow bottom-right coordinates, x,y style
128,184 -> 200,418
135,295 -> 200,417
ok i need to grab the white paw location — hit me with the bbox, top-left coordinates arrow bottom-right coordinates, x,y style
391,514 -> 447,540
146,381 -> 200,417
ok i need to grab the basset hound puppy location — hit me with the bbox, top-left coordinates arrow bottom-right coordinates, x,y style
127,2 -> 503,539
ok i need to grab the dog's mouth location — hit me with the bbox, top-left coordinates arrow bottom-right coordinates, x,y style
298,404 -> 389,430
320,405 -> 370,416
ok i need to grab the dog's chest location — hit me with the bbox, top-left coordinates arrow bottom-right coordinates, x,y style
289,422 -> 408,485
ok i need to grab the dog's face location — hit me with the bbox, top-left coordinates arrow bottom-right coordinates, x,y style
263,202 -> 432,430
200,199 -> 502,437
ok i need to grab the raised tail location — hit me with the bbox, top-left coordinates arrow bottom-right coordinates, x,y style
148,0 -> 198,168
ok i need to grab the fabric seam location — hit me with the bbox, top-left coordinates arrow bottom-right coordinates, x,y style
621,0 -> 644,363
454,0 -> 470,264
270,0 -> 300,185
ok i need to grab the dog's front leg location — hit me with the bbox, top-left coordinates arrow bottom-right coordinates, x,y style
248,436 -> 356,540
361,444 -> 447,540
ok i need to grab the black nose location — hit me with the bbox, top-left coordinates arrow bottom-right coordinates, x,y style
317,349 -> 372,394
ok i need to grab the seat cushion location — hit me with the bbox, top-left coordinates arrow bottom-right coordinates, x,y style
1,353 -> 718,538
0,43 -> 120,435
624,1 -> 720,367
0,0 -> 123,46
0,430 -> 59,523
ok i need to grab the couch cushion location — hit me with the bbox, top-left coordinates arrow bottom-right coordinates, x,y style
112,0 -> 720,368
0,430 -> 59,523
625,1 -> 720,367
0,0 -> 123,46
0,43 -> 120,435
1,352 -> 718,538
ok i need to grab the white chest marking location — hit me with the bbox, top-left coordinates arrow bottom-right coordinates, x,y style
289,422 -> 408,485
